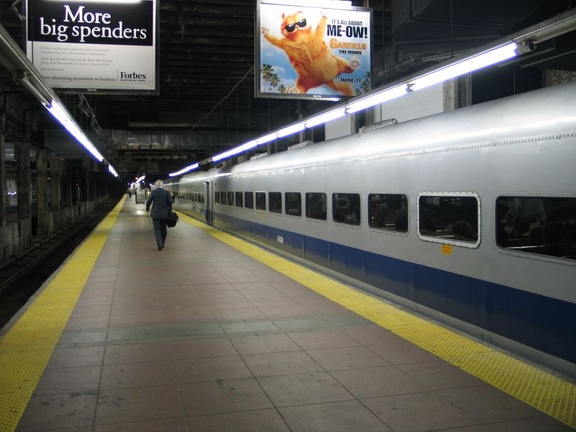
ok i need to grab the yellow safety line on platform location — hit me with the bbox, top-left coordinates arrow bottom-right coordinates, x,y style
0,199 -> 124,432
181,214 -> 576,428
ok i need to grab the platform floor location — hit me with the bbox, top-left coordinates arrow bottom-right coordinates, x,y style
1,197 -> 574,431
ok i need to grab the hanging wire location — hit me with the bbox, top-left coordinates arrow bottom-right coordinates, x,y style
189,67 -> 254,134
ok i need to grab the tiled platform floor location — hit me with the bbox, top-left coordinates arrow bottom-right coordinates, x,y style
13,198 -> 574,431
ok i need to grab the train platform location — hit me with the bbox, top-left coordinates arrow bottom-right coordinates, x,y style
1,196 -> 575,432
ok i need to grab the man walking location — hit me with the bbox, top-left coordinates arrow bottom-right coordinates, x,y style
145,180 -> 173,250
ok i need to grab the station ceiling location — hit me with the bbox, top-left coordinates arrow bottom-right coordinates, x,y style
1,0 -> 576,181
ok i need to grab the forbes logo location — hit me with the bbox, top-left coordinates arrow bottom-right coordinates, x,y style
120,71 -> 147,81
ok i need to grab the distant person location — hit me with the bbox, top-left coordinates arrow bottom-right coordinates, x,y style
145,180 -> 173,250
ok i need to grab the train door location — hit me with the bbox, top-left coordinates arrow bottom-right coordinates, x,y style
205,181 -> 213,225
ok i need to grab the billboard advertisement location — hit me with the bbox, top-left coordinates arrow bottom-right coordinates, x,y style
256,1 -> 372,100
24,0 -> 158,94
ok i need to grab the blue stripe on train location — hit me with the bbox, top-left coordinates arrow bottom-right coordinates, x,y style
214,212 -> 576,364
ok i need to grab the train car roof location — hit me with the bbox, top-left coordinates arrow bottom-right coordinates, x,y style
184,81 -> 576,180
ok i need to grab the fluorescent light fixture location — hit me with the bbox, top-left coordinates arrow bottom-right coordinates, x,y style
212,147 -> 245,162
47,100 -> 105,162
108,165 -> 118,178
184,41 -> 520,168
408,42 -> 518,92
346,85 -> 407,114
305,108 -> 346,128
169,163 -> 199,177
212,138 -> 263,163
169,16 -> 576,171
277,123 -> 306,138
49,0 -> 142,3
256,132 -> 278,145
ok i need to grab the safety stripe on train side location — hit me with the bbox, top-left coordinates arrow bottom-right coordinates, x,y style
0,199 -> 124,432
180,213 -> 576,428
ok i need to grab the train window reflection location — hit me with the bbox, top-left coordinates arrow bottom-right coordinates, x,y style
255,192 -> 266,211
245,191 -> 254,209
419,194 -> 479,245
235,191 -> 243,207
285,192 -> 302,216
333,193 -> 360,226
269,192 -> 282,214
369,194 -> 408,233
496,196 -> 576,260
306,192 -> 327,220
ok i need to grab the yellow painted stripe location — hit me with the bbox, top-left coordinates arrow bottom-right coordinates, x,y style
181,213 -> 576,428
0,199 -> 123,432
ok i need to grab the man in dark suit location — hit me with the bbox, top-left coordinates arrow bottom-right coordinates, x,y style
145,180 -> 173,250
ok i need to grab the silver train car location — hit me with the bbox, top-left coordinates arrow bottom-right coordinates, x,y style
166,81 -> 576,375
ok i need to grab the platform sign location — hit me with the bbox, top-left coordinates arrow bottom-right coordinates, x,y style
256,0 -> 372,101
24,0 -> 158,94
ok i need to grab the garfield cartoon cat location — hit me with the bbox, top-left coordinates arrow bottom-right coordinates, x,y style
261,11 -> 360,96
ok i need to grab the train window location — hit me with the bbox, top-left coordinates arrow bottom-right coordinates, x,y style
245,191 -> 254,209
227,191 -> 234,206
215,191 -> 221,205
418,194 -> 479,247
269,192 -> 282,214
255,192 -> 266,211
369,194 -> 408,233
285,192 -> 302,216
496,196 -> 576,260
221,191 -> 227,205
200,193 -> 204,204
306,192 -> 327,220
235,191 -> 243,208
333,193 -> 360,226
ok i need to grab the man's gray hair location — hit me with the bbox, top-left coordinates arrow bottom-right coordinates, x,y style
155,180 -> 163,186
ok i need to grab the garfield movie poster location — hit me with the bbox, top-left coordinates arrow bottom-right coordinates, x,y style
257,1 -> 372,100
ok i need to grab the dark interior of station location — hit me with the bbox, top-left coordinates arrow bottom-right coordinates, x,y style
1,0 -> 576,181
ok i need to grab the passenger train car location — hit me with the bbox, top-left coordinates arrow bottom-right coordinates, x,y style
165,81 -> 576,375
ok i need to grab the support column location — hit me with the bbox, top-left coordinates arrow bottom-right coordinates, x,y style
16,138 -> 32,249
36,148 -> 49,237
50,159 -> 62,228
444,76 -> 472,112
0,118 -> 5,260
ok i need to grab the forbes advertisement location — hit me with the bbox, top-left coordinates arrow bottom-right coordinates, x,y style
257,1 -> 372,100
25,0 -> 158,93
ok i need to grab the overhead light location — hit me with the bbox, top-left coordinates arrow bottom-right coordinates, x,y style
256,132 -> 278,145
168,13 -> 576,171
47,101 -> 105,162
408,42 -> 519,92
48,0 -> 142,3
169,163 -> 199,177
277,123 -> 306,138
346,85 -> 407,114
108,165 -> 118,178
241,139 -> 259,151
305,108 -> 346,128
212,140 -> 256,162
198,42 -> 519,167
212,147 -> 245,163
